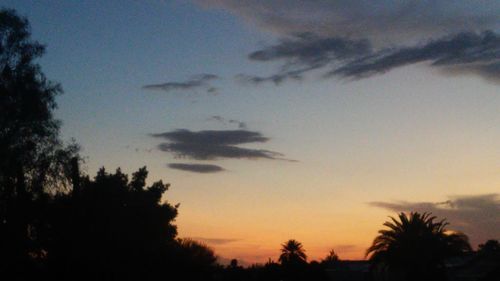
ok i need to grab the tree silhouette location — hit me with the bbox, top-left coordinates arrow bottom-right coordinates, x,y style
367,212 -> 471,281
47,167 -> 181,280
279,239 -> 307,266
478,239 -> 500,258
0,9 -> 78,279
321,249 -> 339,266
176,238 -> 218,279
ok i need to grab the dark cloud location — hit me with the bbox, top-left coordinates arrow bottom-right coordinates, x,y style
241,33 -> 371,84
207,115 -> 224,122
236,67 -> 314,85
198,1 -> 500,43
168,163 -> 224,173
142,73 -> 219,94
248,33 -> 371,64
243,31 -> 500,84
333,31 -> 500,82
369,194 -> 500,247
208,115 -> 247,129
152,129 -> 288,160
228,119 -> 247,129
159,142 -> 283,160
153,129 -> 268,146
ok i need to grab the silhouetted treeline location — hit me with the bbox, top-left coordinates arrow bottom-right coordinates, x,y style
45,166 -> 219,280
1,8 -> 499,281
0,9 -> 219,280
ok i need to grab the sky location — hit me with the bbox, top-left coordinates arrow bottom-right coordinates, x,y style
3,0 -> 499,264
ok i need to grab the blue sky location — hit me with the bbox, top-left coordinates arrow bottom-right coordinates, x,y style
4,0 -> 499,263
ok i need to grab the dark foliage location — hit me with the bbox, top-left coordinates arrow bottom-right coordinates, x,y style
0,9 -> 78,280
367,212 -> 472,281
46,167 -> 181,280
176,238 -> 218,279
0,9 -> 219,280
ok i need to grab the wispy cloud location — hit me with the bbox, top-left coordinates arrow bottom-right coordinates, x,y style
196,1 -> 500,84
242,31 -> 500,84
240,33 -> 371,84
334,244 -> 358,253
152,129 -> 289,161
248,33 -> 371,63
207,115 -> 247,129
190,237 -> 240,245
198,1 -> 500,43
168,163 -> 224,173
332,31 -> 500,83
369,194 -> 500,247
142,73 -> 219,94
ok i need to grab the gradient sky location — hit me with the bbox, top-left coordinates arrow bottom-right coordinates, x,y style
4,1 -> 499,264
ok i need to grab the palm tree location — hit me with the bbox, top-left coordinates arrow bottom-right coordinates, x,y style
279,239 -> 307,266
322,249 -> 339,266
366,212 -> 471,281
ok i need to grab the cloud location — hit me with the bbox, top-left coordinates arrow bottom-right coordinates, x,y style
207,115 -> 247,129
369,194 -> 500,247
168,163 -> 224,173
241,33 -> 372,84
334,244 -> 358,253
153,129 -> 268,145
195,2 -> 500,84
228,119 -> 247,129
332,31 -> 500,82
190,237 -> 240,245
198,1 -> 500,43
242,31 -> 500,84
236,67 -> 315,85
248,33 -> 371,63
152,129 -> 288,160
142,73 -> 219,94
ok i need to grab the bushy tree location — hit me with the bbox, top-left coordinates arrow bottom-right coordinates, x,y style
47,167 -> 179,280
176,238 -> 218,279
478,239 -> 500,259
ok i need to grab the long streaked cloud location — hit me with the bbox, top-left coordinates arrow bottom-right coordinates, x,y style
198,1 -> 500,43
168,163 -> 225,173
248,33 -> 371,63
152,129 -> 287,160
332,31 -> 500,82
242,33 -> 371,84
369,194 -> 500,247
190,237 -> 240,245
242,31 -> 500,84
142,73 -> 219,94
